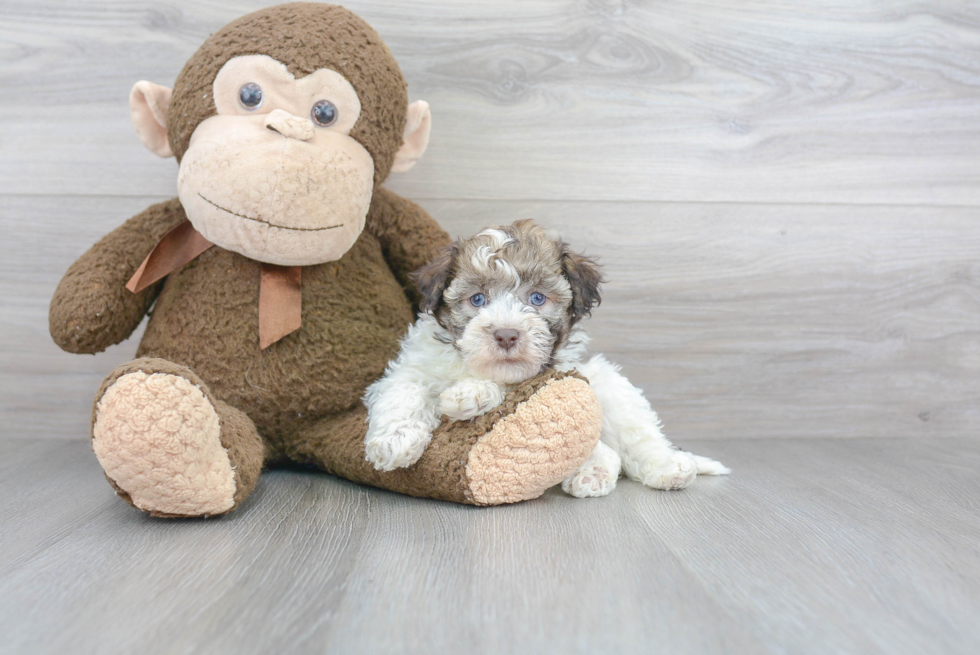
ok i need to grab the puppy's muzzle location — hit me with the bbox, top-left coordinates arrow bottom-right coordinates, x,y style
493,328 -> 520,352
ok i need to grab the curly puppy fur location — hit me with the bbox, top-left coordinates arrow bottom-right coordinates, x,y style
364,220 -> 730,496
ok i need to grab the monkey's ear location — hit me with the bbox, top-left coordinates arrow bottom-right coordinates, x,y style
561,245 -> 604,323
390,100 -> 431,174
410,242 -> 457,314
130,81 -> 174,158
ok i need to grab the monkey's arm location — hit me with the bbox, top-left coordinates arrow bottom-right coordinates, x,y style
50,198 -> 188,354
366,187 -> 452,306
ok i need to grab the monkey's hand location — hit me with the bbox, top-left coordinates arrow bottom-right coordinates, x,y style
50,198 -> 186,354
439,379 -> 507,421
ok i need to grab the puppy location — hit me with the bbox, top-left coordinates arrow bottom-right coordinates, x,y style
363,220 -> 729,497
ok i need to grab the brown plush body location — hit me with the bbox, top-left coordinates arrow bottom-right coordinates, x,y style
129,194 -> 421,450
49,3 -> 602,516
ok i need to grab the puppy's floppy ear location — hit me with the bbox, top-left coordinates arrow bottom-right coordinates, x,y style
561,244 -> 604,322
410,242 -> 459,314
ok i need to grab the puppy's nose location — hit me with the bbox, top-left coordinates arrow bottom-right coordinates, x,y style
494,329 -> 520,351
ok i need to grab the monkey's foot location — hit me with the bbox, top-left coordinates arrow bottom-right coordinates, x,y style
463,371 -> 602,505
92,359 -> 243,517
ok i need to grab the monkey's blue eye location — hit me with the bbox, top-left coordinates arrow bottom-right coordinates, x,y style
470,293 -> 486,307
311,99 -> 338,127
238,83 -> 263,110
529,292 -> 546,306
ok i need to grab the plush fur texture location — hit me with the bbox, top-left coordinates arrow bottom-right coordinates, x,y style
465,373 -> 602,504
50,199 -> 188,354
51,4 -> 603,516
92,358 -> 265,517
94,370 -> 237,516
365,221 -> 730,497
176,54 -> 378,266
167,2 -> 407,186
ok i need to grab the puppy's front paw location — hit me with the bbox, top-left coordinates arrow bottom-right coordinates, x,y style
439,380 -> 506,421
640,450 -> 698,490
365,423 -> 431,471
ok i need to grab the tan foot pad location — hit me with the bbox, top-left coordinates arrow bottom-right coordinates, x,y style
466,375 -> 602,505
93,371 -> 235,516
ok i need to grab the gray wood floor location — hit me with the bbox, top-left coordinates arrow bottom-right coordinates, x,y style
1,437 -> 978,655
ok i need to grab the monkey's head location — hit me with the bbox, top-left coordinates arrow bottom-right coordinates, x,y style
129,3 -> 430,266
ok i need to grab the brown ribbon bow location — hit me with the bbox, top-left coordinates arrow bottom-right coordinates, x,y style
126,220 -> 303,350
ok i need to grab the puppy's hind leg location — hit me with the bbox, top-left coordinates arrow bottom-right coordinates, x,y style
576,355 -> 729,491
561,441 -> 622,498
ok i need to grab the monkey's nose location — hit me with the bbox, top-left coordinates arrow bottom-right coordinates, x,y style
264,108 -> 315,141
494,329 -> 520,351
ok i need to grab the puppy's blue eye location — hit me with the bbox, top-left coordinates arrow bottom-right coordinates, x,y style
529,292 -> 546,306
470,293 -> 486,307
311,99 -> 338,126
239,83 -> 263,110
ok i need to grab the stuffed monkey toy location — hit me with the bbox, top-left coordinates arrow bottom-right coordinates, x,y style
49,3 -> 601,517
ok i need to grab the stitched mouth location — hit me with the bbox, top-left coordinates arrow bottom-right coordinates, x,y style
198,194 -> 344,232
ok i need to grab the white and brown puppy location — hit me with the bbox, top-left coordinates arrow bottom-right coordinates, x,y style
363,220 -> 729,497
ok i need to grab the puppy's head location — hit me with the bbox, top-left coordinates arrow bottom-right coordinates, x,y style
411,219 -> 602,384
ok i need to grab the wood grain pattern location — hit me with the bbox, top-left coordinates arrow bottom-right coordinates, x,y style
2,1 -> 980,203
2,2 -> 978,438
7,195 -> 978,440
1,437 -> 977,654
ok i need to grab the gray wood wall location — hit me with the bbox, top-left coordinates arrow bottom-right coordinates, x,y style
2,0 -> 978,440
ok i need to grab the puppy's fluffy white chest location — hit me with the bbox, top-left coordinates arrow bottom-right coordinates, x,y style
369,315 -> 518,421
